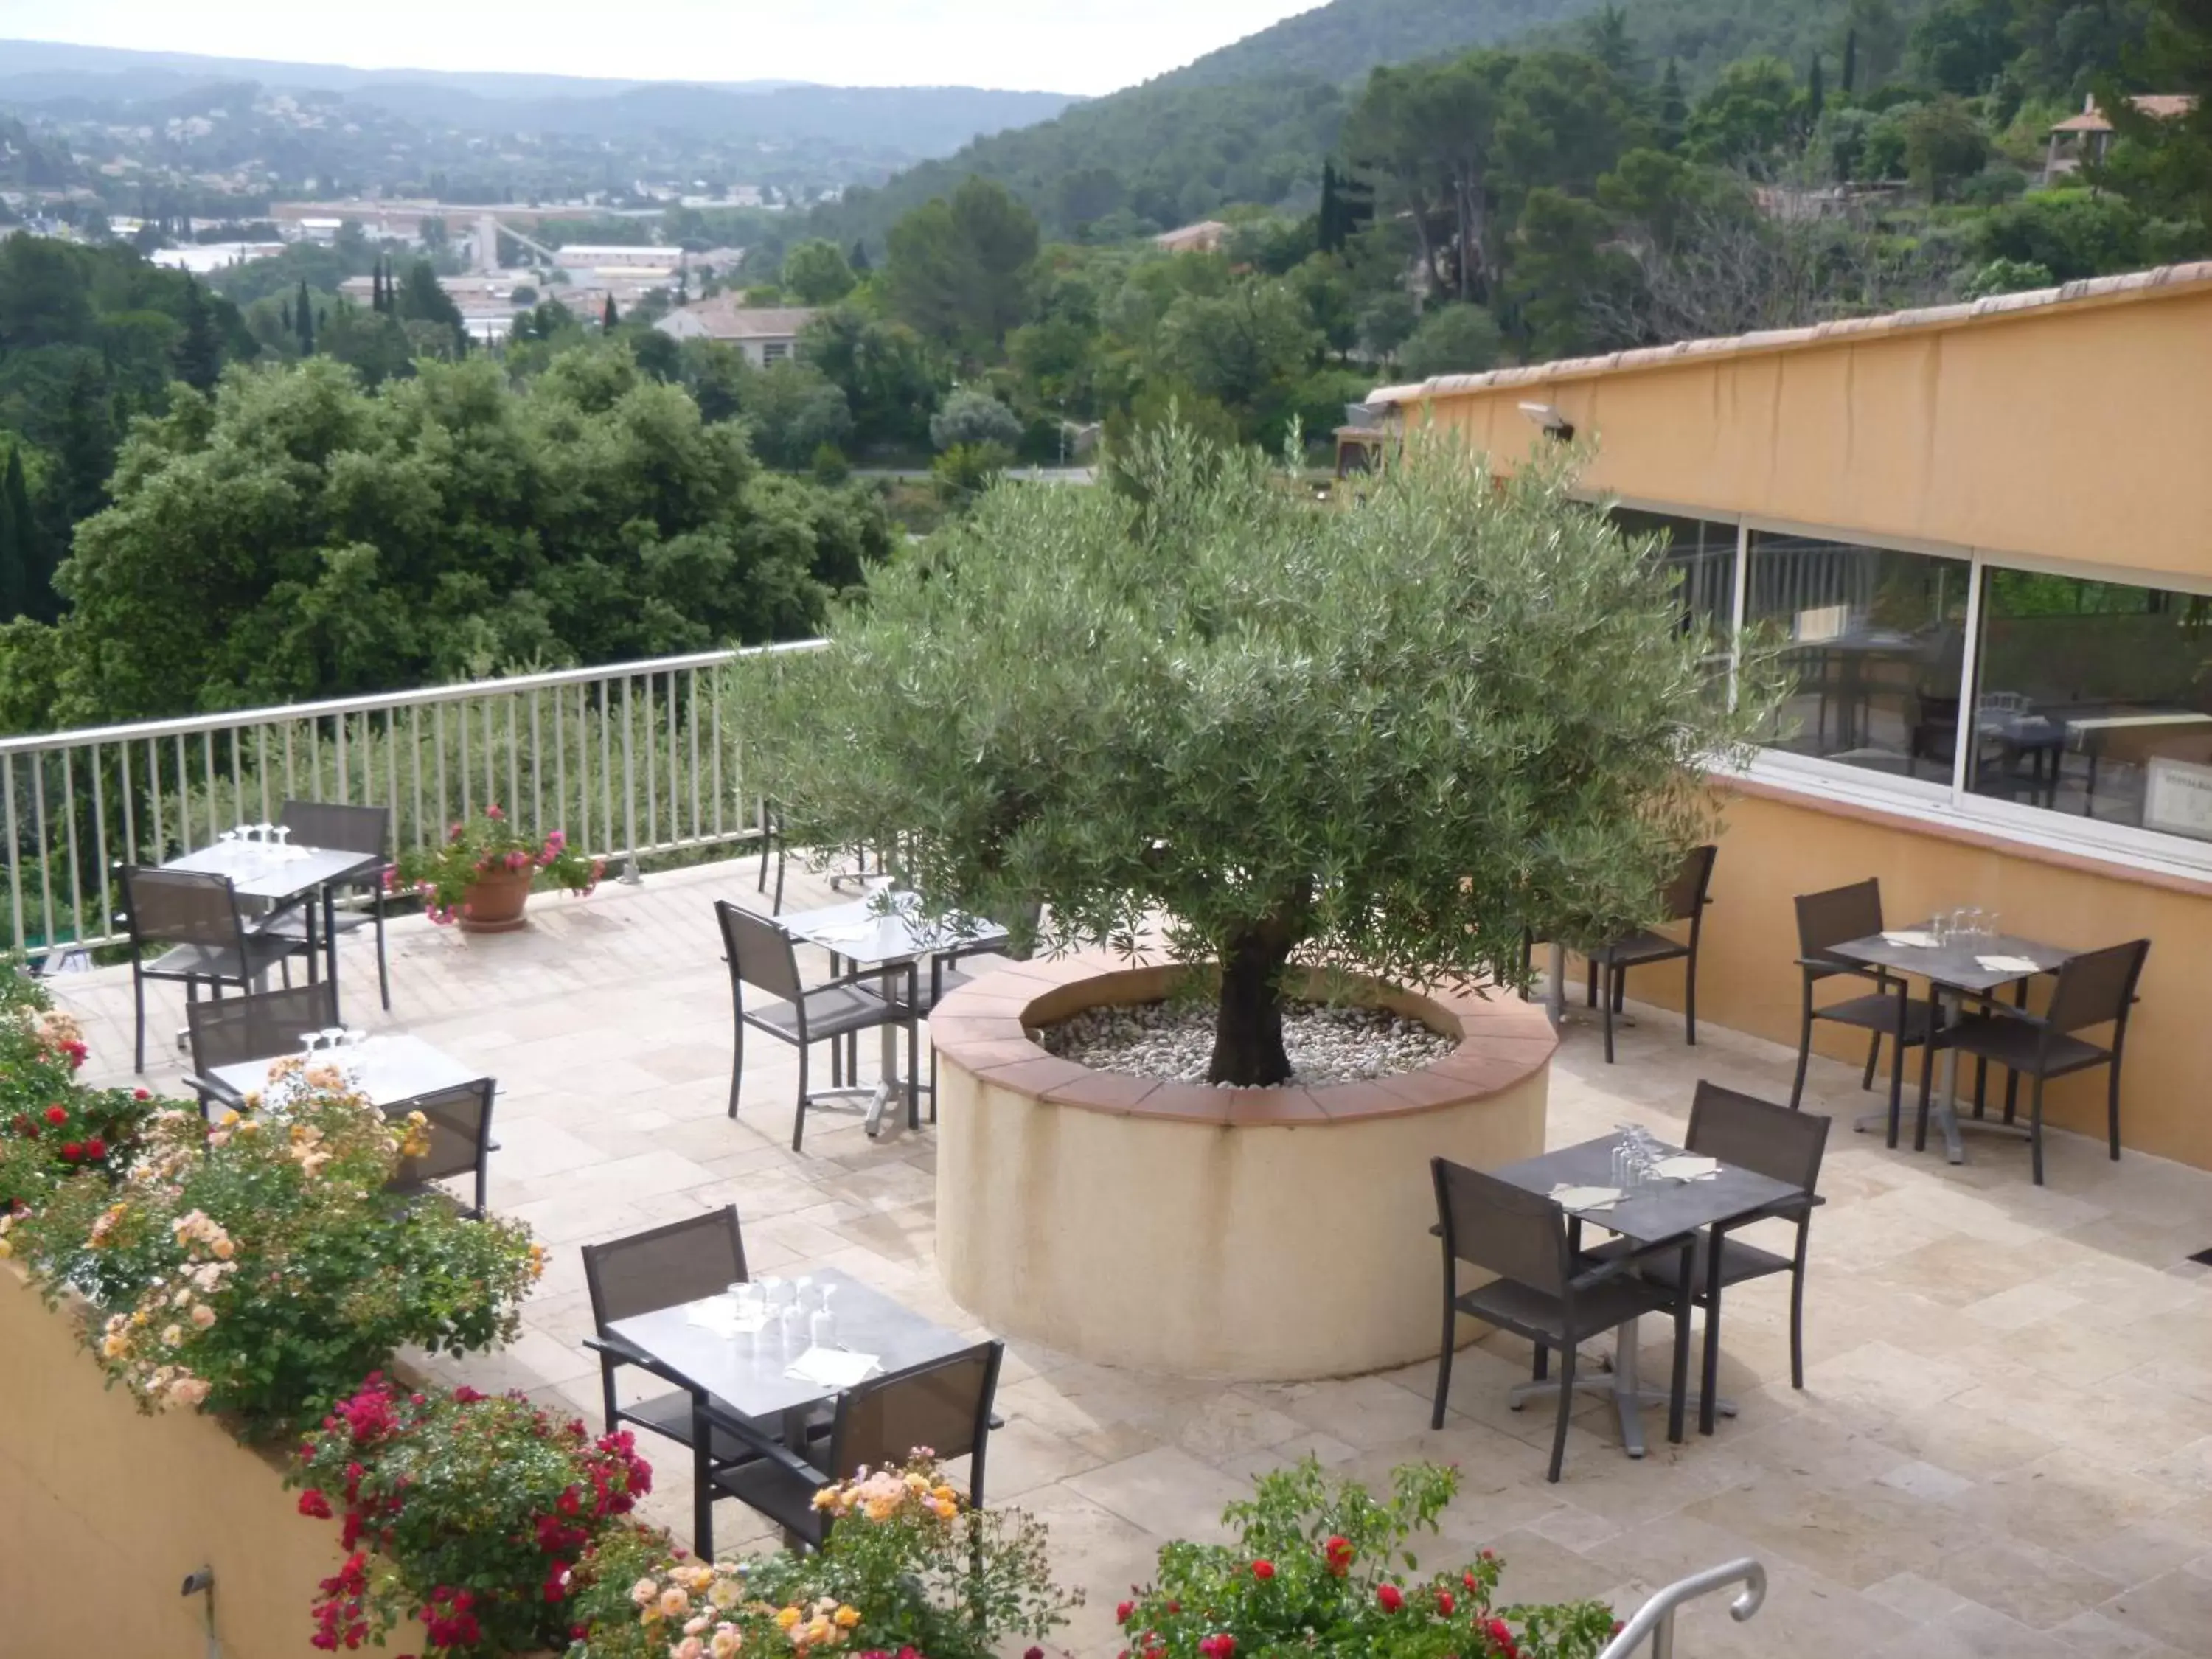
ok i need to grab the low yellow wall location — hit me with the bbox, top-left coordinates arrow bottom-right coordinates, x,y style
933,961 -> 1550,1380
1585,784 -> 2211,1171
0,1266 -> 422,1659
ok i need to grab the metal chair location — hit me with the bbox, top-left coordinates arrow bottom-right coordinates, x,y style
257,801 -> 394,1011
756,799 -> 786,915
714,900 -> 917,1151
1429,1158 -> 1694,1482
1585,844 -> 1718,1064
698,1340 -> 1003,1556
386,1079 -> 497,1219
183,981 -> 339,1117
119,866 -> 313,1074
1787,878 -> 1934,1141
1595,1082 -> 1830,1435
1919,938 -> 2150,1186
581,1208 -> 821,1555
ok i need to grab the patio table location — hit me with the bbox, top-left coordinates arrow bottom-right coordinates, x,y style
1827,925 -> 2079,1163
2065,710 -> 2212,814
164,841 -> 383,1020
779,887 -> 1007,1138
1489,1131 -> 1801,1458
207,1033 -> 485,1113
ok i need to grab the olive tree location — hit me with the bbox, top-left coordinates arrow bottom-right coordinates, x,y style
746,425 -> 1778,1087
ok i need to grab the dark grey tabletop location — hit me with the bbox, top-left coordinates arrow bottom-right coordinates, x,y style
780,890 -> 1008,972
1829,924 -> 2079,996
1492,1133 -> 1804,1247
210,1034 -> 484,1110
165,842 -> 379,903
608,1264 -> 971,1422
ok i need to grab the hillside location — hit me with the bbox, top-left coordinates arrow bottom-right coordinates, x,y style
1155,0 -> 1601,88
1525,0 -> 1929,83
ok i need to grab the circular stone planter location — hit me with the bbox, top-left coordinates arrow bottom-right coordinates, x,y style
931,958 -> 1556,1382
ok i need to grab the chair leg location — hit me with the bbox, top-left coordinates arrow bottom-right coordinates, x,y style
132,964 -> 147,1074
2029,1074 -> 2045,1186
905,1014 -> 919,1132
1430,1284 -> 1455,1431
1885,1019 -> 1906,1150
791,1043 -> 810,1154
1861,1029 -> 1881,1091
373,897 -> 391,1012
1601,968 -> 1616,1065
1972,1056 -> 1988,1119
2003,1069 -> 2020,1125
1788,1267 -> 1807,1391
1547,1345 -> 1576,1483
2106,1062 -> 2122,1161
1683,949 -> 1697,1046
772,846 -> 785,916
1669,1295 -> 1693,1447
727,1008 -> 745,1119
1789,1007 -> 1814,1110
1586,959 -> 1597,1008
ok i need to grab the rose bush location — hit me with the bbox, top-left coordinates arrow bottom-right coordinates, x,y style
7,1083 -> 543,1435
392,804 -> 603,925
565,1453 -> 1077,1659
291,1377 -> 654,1655
0,957 -> 159,1212
1119,1460 -> 1617,1659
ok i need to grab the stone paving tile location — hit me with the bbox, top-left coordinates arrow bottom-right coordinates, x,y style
59,854 -> 2212,1652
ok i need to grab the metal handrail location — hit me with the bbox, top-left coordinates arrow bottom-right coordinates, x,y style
1596,1558 -> 1766,1659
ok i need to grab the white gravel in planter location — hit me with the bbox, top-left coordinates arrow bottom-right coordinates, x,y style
1036,998 -> 1455,1088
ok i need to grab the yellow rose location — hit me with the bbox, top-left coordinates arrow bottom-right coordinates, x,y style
161,1324 -> 184,1347
774,1608 -> 801,1631
711,1630 -> 743,1659
211,1237 -> 235,1260
833,1607 -> 860,1630
0,1237 -> 13,1260
660,1587 -> 692,1620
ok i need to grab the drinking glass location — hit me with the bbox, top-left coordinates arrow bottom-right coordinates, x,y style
757,1275 -> 787,1312
792,1275 -> 817,1313
810,1285 -> 838,1349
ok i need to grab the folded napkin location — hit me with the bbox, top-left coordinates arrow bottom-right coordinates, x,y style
1976,954 -> 2042,975
785,1346 -> 881,1388
1882,931 -> 1938,948
1652,1155 -> 1721,1181
1550,1183 -> 1624,1212
811,922 -> 886,948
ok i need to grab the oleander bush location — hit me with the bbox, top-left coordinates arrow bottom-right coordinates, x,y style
0,958 -> 159,1211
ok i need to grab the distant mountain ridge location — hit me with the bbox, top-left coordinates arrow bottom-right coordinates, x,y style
1153,0 -> 1602,88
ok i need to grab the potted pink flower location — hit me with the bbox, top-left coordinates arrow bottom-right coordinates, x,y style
392,806 -> 604,933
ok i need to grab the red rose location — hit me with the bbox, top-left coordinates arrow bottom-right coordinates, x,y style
298,1489 -> 334,1520
44,1105 -> 66,1126
86,1138 -> 106,1161
1436,1590 -> 1455,1616
1486,1618 -> 1519,1659
1199,1638 -> 1237,1659
60,1142 -> 82,1162
1251,1559 -> 1275,1580
133,1088 -> 150,1100
1377,1585 -> 1404,1613
1324,1535 -> 1353,1576
1116,1602 -> 1133,1626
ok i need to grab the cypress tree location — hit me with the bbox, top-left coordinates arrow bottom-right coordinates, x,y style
370,260 -> 384,313
280,296 -> 292,332
849,240 -> 870,274
602,293 -> 618,330
173,275 -> 222,392
295,279 -> 315,355
1318,160 -> 1343,254
0,442 -> 29,620
1808,51 -> 1826,128
1842,27 -> 1858,94
1657,58 -> 1688,151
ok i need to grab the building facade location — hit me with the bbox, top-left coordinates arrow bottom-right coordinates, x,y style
1371,262 -> 2212,1169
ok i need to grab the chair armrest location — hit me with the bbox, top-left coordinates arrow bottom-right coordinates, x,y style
695,1397 -> 828,1484
582,1333 -> 698,1395
811,961 -> 921,1000
183,1074 -> 247,1113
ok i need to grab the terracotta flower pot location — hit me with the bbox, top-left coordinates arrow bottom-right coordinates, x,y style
456,867 -> 535,933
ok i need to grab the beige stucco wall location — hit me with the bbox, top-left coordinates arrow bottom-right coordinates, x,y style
933,963 -> 1550,1380
1405,279 -> 2212,578
0,1266 -> 424,1659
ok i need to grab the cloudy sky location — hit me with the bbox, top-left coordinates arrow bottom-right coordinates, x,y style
0,1 -> 1324,96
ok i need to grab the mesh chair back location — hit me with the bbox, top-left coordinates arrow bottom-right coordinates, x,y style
123,867 -> 248,953
1794,879 -> 1884,968
583,1207 -> 749,1332
1662,844 -> 1719,923
2043,939 -> 2149,1036
1431,1158 -> 1572,1296
387,1080 -> 495,1190
716,901 -> 804,1005
1688,1080 -> 1829,1194
830,1341 -> 1003,1483
187,982 -> 339,1074
279,801 -> 391,863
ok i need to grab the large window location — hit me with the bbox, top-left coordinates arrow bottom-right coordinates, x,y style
1612,507 -> 1736,644
1747,531 -> 1971,784
1966,572 -> 2212,838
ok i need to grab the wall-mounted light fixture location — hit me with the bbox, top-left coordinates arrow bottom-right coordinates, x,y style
1517,401 -> 1574,442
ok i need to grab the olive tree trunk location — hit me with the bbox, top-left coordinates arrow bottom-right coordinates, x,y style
1207,921 -> 1298,1088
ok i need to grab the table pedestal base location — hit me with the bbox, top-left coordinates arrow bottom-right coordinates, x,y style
1504,1318 -> 1732,1458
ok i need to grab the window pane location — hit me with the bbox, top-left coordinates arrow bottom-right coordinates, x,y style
1968,571 -> 2212,837
1611,508 -> 1736,644
1747,531 -> 1971,782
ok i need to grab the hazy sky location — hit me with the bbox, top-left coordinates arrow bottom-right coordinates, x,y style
0,1 -> 1325,96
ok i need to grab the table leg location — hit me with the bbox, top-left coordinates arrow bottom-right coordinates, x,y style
1544,942 -> 1634,1033
1612,1315 -> 1648,1458
323,883 -> 342,1023
1932,989 -> 1966,1163
1506,1321 -> 1733,1457
861,967 -> 900,1138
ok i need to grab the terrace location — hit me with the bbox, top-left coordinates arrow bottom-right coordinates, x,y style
44,838 -> 2212,1659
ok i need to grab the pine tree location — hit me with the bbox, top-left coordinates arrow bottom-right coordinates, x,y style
1656,58 -> 1688,152
173,275 -> 222,392
849,240 -> 871,274
295,279 -> 315,356
1842,27 -> 1859,94
602,294 -> 618,330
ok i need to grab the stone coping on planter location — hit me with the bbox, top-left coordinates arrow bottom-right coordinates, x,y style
931,956 -> 1557,1125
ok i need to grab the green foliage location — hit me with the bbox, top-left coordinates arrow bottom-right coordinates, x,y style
1396,304 -> 1506,379
1962,255 -> 2058,295
744,427 -> 1781,1085
799,305 -> 947,449
1903,96 -> 1994,196
0,960 -> 156,1214
779,237 -> 859,305
1914,0 -> 2024,94
1686,56 -> 1800,166
740,358 -> 856,469
1970,187 -> 2156,277
1124,1460 -> 1618,1659
9,1085 -> 540,1438
931,441 -> 1013,506
928,387 -> 1023,452
293,1377 -> 653,1655
886,176 -> 1040,350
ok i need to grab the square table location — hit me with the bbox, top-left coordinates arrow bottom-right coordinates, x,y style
208,1034 -> 485,1113
1827,925 -> 2079,1164
1489,1133 -> 1803,1458
779,886 -> 1008,1138
164,841 -> 383,1019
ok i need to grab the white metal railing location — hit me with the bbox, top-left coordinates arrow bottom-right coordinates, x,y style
1596,1557 -> 1766,1659
0,641 -> 824,959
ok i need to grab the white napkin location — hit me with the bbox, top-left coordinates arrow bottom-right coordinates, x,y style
785,1346 -> 881,1388
1976,954 -> 2042,975
686,1303 -> 768,1338
1882,931 -> 1938,948
1550,1183 -> 1624,1212
812,922 -> 885,948
1653,1155 -> 1721,1181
